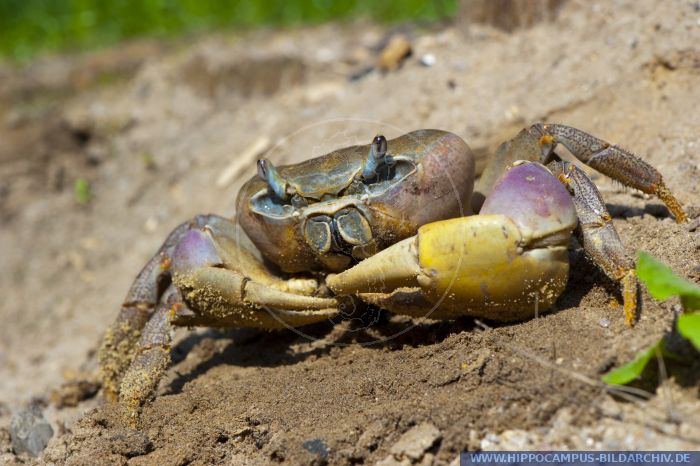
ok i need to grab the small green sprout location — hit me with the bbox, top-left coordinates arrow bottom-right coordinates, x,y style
603,251 -> 700,385
601,341 -> 663,385
74,178 -> 91,205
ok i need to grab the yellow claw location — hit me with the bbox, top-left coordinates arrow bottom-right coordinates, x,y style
328,214 -> 571,322
417,215 -> 569,320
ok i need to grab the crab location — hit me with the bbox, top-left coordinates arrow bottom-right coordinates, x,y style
98,124 -> 687,425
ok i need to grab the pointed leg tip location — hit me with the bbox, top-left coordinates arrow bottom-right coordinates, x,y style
622,269 -> 638,327
674,211 -> 688,224
654,182 -> 687,223
117,400 -> 143,429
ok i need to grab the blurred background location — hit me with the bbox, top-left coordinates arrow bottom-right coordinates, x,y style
0,0 -> 455,61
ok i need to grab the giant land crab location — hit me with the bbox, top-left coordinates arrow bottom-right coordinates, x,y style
98,124 -> 687,424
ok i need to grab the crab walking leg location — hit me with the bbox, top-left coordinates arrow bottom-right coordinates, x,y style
110,214 -> 339,424
533,123 -> 687,223
119,285 -> 179,426
548,161 -> 638,325
328,162 -> 579,321
99,218 -> 205,401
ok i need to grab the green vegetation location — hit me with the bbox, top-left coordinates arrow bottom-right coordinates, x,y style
601,340 -> 665,386
74,177 -> 91,204
678,312 -> 700,351
637,250 -> 700,310
603,252 -> 700,385
0,0 -> 455,61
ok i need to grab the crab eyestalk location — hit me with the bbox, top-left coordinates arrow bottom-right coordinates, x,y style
361,134 -> 391,180
257,159 -> 290,201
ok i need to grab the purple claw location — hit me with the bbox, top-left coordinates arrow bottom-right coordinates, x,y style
172,229 -> 224,275
480,162 -> 577,240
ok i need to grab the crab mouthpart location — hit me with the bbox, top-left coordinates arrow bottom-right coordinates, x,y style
303,207 -> 376,271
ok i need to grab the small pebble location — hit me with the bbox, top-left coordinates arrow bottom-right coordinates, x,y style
302,438 -> 328,459
598,318 -> 610,328
143,216 -> 159,233
389,422 -> 441,460
420,53 -> 436,67
10,405 -> 54,457
378,34 -> 412,72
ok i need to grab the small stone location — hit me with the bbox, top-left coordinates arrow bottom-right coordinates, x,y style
143,216 -> 159,233
378,34 -> 412,72
497,429 -> 534,449
419,54 -> 436,67
10,405 -> 54,457
480,432 -> 500,450
390,422 -> 441,461
598,318 -> 610,328
302,438 -> 328,459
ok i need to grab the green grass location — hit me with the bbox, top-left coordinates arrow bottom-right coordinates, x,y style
0,0 -> 456,62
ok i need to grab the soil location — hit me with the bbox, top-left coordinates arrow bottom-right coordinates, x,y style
1,0 -> 700,464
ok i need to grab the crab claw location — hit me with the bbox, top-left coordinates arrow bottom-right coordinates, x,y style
327,162 -> 578,321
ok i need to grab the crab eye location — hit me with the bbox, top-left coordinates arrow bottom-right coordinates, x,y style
362,135 -> 390,181
372,135 -> 387,159
257,159 -> 268,180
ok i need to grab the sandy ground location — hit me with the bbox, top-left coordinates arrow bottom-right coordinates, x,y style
1,0 -> 700,464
